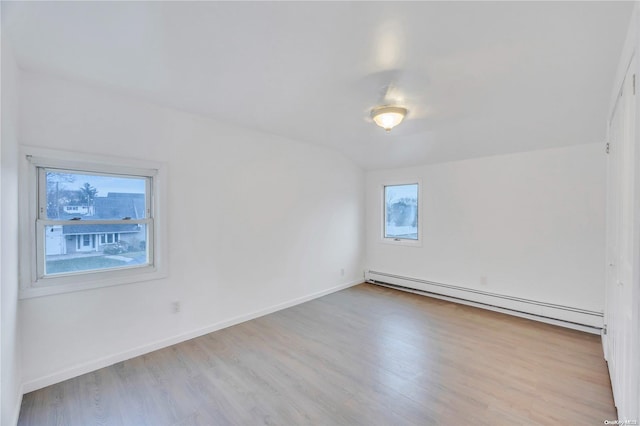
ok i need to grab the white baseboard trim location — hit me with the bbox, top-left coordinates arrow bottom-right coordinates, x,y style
22,279 -> 362,394
366,270 -> 603,333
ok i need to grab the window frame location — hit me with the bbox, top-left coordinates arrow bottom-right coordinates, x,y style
381,180 -> 422,247
36,166 -> 153,278
19,146 -> 168,298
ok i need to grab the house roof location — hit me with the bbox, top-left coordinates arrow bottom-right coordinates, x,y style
62,224 -> 141,235
94,193 -> 145,220
61,192 -> 145,235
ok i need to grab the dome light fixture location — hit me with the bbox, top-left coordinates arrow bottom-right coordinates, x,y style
371,105 -> 408,132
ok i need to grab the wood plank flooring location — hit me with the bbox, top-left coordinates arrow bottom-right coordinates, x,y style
18,283 -> 617,425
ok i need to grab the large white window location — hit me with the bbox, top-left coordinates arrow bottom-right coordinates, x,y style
20,147 -> 167,298
383,182 -> 420,244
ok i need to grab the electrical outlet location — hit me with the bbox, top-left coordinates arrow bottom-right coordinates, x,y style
341,268 -> 345,277
480,276 -> 488,287
172,301 -> 181,314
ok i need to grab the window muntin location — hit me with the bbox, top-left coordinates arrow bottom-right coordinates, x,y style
37,167 -> 153,279
384,183 -> 419,241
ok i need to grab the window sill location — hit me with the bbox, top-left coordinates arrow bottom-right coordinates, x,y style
19,266 -> 167,299
380,238 -> 423,247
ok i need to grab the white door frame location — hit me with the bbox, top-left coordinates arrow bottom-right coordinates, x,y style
604,4 -> 639,421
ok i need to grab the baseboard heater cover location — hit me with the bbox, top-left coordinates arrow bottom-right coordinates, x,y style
365,270 -> 603,330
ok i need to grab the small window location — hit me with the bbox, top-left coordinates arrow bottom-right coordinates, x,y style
20,148 -> 167,298
383,183 -> 419,242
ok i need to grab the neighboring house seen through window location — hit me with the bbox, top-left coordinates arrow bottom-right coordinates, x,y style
384,183 -> 419,242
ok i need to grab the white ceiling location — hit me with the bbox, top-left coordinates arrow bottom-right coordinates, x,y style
2,1 -> 633,170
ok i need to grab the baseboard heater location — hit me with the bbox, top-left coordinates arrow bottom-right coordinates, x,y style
365,270 -> 603,331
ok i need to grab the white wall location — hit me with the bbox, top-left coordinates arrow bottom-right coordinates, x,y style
18,70 -> 365,390
1,42 -> 23,425
366,144 -> 605,315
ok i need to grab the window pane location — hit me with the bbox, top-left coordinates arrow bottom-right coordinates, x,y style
45,170 -> 147,220
44,224 -> 148,275
384,184 -> 418,240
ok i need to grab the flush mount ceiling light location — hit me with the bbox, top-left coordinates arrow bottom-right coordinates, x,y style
371,105 -> 408,132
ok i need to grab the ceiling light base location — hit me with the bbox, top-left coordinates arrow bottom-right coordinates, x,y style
371,106 -> 408,132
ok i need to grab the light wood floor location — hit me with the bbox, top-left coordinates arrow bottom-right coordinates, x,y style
18,283 -> 616,425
